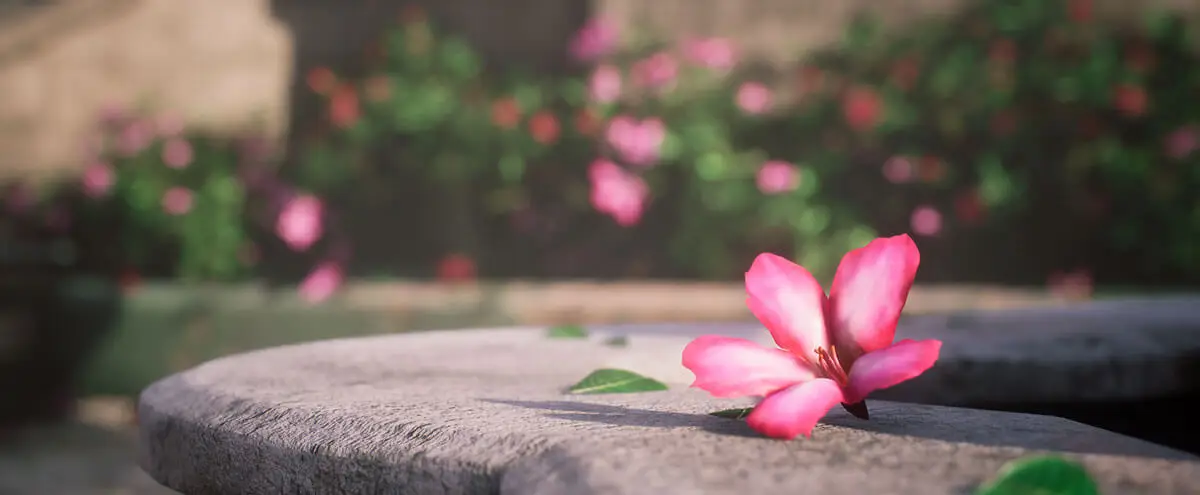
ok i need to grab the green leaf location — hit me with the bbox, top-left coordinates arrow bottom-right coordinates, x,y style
603,336 -> 629,347
547,324 -> 587,339
709,407 -> 754,420
567,368 -> 669,394
976,455 -> 1099,495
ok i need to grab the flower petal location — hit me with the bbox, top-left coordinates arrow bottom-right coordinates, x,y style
745,253 -> 830,363
828,234 -> 920,360
682,335 -> 815,398
845,339 -> 942,403
746,378 -> 844,439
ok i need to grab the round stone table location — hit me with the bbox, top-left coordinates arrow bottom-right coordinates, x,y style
139,321 -> 1200,494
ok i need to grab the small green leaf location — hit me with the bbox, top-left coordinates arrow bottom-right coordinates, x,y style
709,407 -> 754,420
603,336 -> 629,347
567,369 -> 668,394
547,324 -> 587,339
976,455 -> 1099,495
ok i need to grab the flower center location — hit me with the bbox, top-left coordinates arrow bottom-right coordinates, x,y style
814,346 -> 849,387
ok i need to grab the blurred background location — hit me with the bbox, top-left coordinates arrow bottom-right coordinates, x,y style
0,0 -> 1197,492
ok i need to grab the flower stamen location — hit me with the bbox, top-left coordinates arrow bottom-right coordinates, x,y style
814,346 -> 849,387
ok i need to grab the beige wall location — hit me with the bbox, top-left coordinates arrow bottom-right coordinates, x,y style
0,0 -> 1195,181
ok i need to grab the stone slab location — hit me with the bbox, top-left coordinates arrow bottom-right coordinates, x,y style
139,327 -> 1200,495
589,296 -> 1200,405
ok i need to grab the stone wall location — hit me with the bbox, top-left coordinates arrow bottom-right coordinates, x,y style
0,0 -> 1195,180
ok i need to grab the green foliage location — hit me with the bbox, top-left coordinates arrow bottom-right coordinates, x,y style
976,455 -> 1099,495
547,324 -> 588,339
567,368 -> 669,394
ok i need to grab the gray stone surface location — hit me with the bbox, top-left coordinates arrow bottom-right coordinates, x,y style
589,296 -> 1200,405
139,327 -> 1200,495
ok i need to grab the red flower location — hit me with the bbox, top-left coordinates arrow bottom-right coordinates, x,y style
364,76 -> 393,102
329,85 -> 360,128
990,111 -> 1018,137
491,98 -> 521,129
399,4 -> 427,25
437,253 -> 477,283
954,189 -> 987,225
574,108 -> 601,137
528,110 -> 561,145
988,38 -> 1017,64
1112,84 -> 1148,117
306,67 -> 337,95
797,66 -> 824,96
917,155 -> 946,183
119,268 -> 142,294
842,87 -> 883,131
889,58 -> 921,92
1067,0 -> 1092,23
1124,43 -> 1157,74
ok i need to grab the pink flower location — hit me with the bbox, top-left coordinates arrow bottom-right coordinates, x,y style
1048,269 -> 1094,302
589,159 -> 648,227
682,235 -> 941,439
156,112 -> 185,137
82,162 -> 115,198
910,206 -> 942,236
3,183 -> 33,214
117,119 -> 155,156
569,18 -> 619,62
631,52 -> 678,90
605,116 -> 665,167
299,261 -> 343,303
161,187 -> 193,215
276,194 -> 324,252
162,138 -> 194,169
1164,125 -> 1199,159
682,37 -> 738,72
756,160 -> 799,194
588,64 -> 623,104
882,156 -> 915,183
736,82 -> 773,115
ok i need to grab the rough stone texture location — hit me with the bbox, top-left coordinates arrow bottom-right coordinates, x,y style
139,327 -> 1200,495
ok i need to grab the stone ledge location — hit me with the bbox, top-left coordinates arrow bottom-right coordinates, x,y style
138,328 -> 1200,494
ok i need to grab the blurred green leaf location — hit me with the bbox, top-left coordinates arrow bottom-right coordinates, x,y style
567,369 -> 668,394
547,324 -> 587,339
975,455 -> 1098,495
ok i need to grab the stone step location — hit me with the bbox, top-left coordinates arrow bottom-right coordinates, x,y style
138,326 -> 1200,494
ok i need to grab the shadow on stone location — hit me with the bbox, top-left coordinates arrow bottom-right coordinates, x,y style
485,398 -> 1195,461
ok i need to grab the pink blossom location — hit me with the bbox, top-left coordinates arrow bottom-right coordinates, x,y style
682,37 -> 738,72
910,205 -> 942,236
82,162 -> 115,198
117,119 -> 155,156
1048,269 -> 1094,302
756,160 -> 800,194
1164,125 -> 1199,159
605,116 -> 665,167
161,187 -> 193,215
682,235 -> 941,439
162,138 -> 194,169
631,52 -> 678,90
569,18 -> 619,62
736,82 -> 773,115
882,156 -> 915,183
156,112 -> 186,137
299,261 -> 344,303
276,194 -> 325,252
3,183 -> 33,214
588,64 -> 623,104
588,158 -> 649,227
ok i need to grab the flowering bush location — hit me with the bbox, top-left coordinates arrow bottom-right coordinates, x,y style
294,1 -> 1200,285
0,107 -> 350,301
757,3 -> 1200,284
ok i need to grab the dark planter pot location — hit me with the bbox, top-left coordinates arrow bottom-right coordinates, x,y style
0,234 -> 121,430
